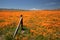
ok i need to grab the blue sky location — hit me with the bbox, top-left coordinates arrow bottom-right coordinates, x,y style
0,0 -> 60,10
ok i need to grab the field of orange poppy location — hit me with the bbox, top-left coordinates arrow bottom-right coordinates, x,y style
0,10 -> 60,40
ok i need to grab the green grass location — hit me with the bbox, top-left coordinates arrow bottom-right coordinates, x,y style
0,23 -> 60,40
0,19 -> 5,22
35,35 -> 47,40
0,24 -> 31,40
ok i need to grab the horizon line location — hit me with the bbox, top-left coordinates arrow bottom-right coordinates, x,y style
0,8 -> 60,10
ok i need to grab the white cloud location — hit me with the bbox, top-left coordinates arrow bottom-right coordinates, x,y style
29,8 -> 39,10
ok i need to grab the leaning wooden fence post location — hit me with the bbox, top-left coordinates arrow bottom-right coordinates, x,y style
13,15 -> 23,38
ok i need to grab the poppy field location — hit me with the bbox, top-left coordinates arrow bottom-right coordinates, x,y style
0,10 -> 60,40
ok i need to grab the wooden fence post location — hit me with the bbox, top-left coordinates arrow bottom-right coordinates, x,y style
13,15 -> 23,38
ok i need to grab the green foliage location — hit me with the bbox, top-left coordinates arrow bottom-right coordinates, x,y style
0,28 -> 3,35
4,34 -> 13,40
0,22 -> 60,40
0,19 -> 5,22
35,35 -> 48,40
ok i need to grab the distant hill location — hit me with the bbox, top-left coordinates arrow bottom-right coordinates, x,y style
0,8 -> 60,11
0,8 -> 30,11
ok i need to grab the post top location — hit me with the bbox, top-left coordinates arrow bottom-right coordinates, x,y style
20,15 -> 23,17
